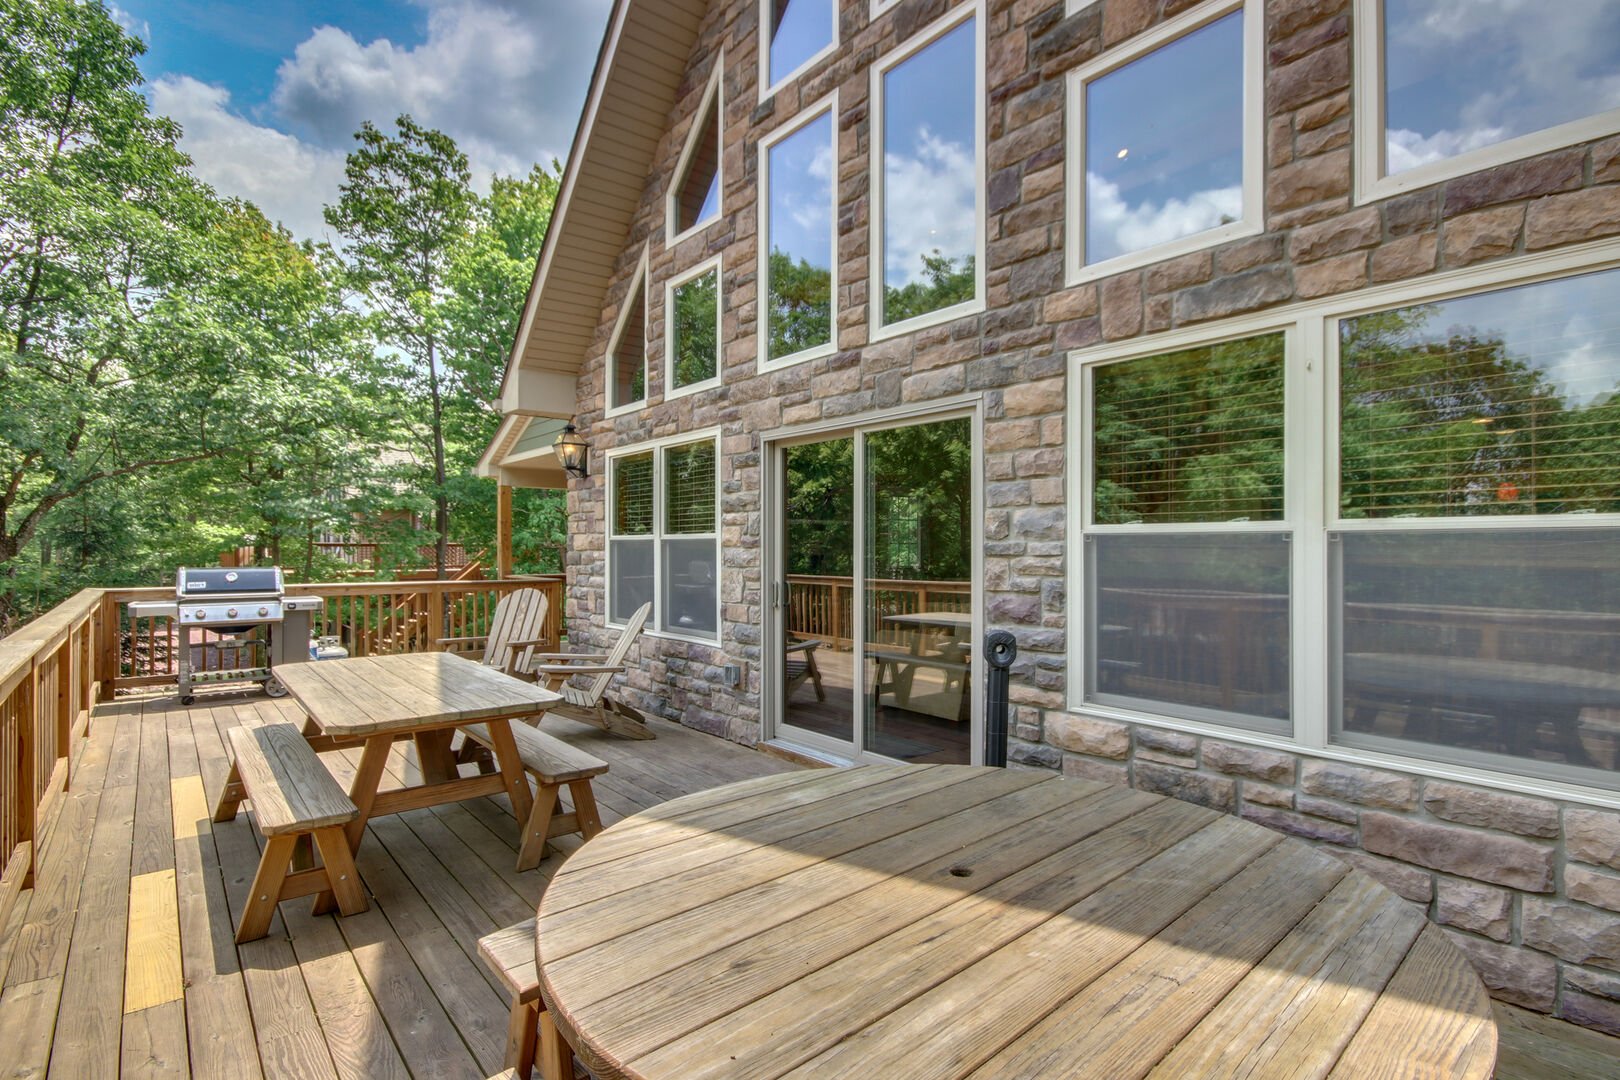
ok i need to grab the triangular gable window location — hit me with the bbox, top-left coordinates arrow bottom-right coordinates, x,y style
609,258 -> 648,412
669,63 -> 723,241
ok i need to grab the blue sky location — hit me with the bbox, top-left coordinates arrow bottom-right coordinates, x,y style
113,0 -> 612,241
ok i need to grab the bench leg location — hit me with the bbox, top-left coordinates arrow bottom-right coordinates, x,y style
237,833 -> 298,944
567,780 -> 603,841
517,783 -> 561,872
213,759 -> 246,822
311,826 -> 368,917
505,998 -> 539,1079
538,1009 -> 579,1080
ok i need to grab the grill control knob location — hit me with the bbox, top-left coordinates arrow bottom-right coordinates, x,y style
258,606 -> 269,617
227,607 -> 238,618
195,610 -> 207,620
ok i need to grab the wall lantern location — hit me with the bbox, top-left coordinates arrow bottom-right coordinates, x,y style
555,421 -> 590,479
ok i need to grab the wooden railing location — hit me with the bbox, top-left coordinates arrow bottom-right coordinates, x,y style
786,575 -> 971,650
312,541 -> 473,569
0,588 -> 105,937
107,575 -> 565,685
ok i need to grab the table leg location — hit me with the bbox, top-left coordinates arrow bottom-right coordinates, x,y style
483,719 -> 535,824
415,729 -> 459,784
313,733 -> 391,916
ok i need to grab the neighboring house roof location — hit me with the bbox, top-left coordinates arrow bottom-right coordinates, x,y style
491,0 -> 709,440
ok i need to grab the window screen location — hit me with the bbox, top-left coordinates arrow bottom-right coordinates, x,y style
665,441 -> 717,534
1340,268 -> 1620,519
1093,332 -> 1285,524
613,453 -> 654,535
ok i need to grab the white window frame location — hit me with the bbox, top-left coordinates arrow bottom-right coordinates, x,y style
759,0 -> 839,103
666,56 -> 725,248
664,254 -> 724,400
604,247 -> 650,419
606,427 -> 724,645
868,1 -> 986,343
756,92 -> 840,371
1352,0 -> 1620,204
1064,0 -> 1263,286
1066,236 -> 1620,809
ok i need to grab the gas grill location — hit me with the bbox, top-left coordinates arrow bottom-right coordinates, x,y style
129,567 -> 322,704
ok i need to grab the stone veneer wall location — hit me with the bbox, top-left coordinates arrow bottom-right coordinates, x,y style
554,0 -> 1620,1029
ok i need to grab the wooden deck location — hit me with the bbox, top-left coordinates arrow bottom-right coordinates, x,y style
0,688 -> 1617,1078
0,688 -> 797,1079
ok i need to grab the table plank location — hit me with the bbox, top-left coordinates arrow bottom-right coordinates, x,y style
630,795 -> 1218,1080
1147,872 -> 1425,1079
278,653 -> 558,738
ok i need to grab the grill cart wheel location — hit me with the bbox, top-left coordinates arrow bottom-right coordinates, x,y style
265,677 -> 289,698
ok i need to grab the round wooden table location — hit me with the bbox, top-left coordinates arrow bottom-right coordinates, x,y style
535,765 -> 1496,1079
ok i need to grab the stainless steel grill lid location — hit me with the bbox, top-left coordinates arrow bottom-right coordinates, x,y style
176,566 -> 284,598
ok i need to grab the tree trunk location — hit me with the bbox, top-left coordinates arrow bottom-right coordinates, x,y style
427,334 -> 449,579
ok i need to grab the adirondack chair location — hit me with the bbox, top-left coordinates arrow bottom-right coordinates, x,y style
436,587 -> 551,679
530,602 -> 654,740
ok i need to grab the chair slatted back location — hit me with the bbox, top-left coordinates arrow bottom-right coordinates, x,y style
484,588 -> 550,676
564,602 -> 651,706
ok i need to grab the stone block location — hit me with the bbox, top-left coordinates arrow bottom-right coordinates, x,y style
1561,990 -> 1620,1038
1267,41 -> 1351,114
1099,272 -> 1144,340
1134,727 -> 1198,756
1295,90 -> 1350,133
1443,149 -> 1584,215
1523,897 -> 1620,970
1202,741 -> 1296,783
1331,848 -> 1434,903
1063,754 -> 1130,786
1174,266 -> 1293,323
1596,136 -> 1620,184
1360,811 -> 1554,891
1144,251 -> 1212,293
1300,761 -> 1418,810
1269,148 -> 1351,211
1134,761 -> 1237,814
1525,186 -> 1620,250
1043,284 -> 1098,321
1441,205 -> 1524,266
1566,965 -> 1620,1002
1296,796 -> 1357,825
1046,713 -> 1130,759
1008,739 -> 1063,770
1382,189 -> 1440,237
1422,781 -> 1558,838
1215,234 -> 1285,275
1295,251 -> 1367,298
1268,0 -> 1342,42
1291,206 -> 1381,262
1137,747 -> 1198,768
1444,931 -> 1557,1011
1569,864 -> 1620,915
1101,0 -> 1157,46
1369,231 -> 1437,282
1244,782 -> 1295,809
1568,809 -> 1620,871
1002,376 -> 1065,418
1435,878 -> 1513,942
1241,804 -> 1356,846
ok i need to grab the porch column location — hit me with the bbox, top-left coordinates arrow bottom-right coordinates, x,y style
496,483 -> 514,579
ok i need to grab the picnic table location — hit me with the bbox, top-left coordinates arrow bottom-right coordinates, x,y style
535,764 -> 1495,1079
275,651 -> 561,907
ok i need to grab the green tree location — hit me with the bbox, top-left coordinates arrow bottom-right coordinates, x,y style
765,249 -> 831,360
325,115 -> 476,578
883,251 -> 975,325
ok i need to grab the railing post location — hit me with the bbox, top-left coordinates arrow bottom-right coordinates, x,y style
426,585 -> 446,651
97,593 -> 119,701
55,641 -> 70,792
18,657 -> 37,889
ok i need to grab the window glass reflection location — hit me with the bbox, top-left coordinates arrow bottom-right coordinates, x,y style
766,113 -> 834,361
769,0 -> 833,85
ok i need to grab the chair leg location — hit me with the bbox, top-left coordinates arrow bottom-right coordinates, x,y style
212,759 -> 246,822
517,783 -> 561,871
568,780 -> 603,840
807,653 -> 826,702
311,826 -> 369,916
237,833 -> 297,943
505,998 -> 539,1079
538,1009 -> 578,1080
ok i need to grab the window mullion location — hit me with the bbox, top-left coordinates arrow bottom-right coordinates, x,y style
1292,315 -> 1329,751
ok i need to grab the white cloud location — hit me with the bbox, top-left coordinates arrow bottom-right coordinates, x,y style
151,76 -> 346,242
1385,125 -> 1507,175
148,0 -> 609,243
1085,172 -> 1241,264
882,129 -> 975,286
109,4 -> 150,44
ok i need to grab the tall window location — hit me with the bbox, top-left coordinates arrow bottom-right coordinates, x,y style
1333,268 -> 1620,781
608,255 -> 647,414
759,101 -> 836,367
1356,0 -> 1620,199
1083,331 -> 1291,732
609,434 -> 721,640
872,8 -> 982,336
1067,0 -> 1260,281
668,61 -> 722,243
762,0 -> 836,97
666,257 -> 721,397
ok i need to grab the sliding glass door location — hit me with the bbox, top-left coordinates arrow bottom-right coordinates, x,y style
772,412 -> 978,763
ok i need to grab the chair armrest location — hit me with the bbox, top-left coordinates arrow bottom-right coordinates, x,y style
532,653 -> 609,662
785,639 -> 824,655
437,635 -> 488,647
506,637 -> 550,649
532,663 -> 626,677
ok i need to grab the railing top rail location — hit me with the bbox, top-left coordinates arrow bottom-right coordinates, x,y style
0,588 -> 103,700
785,574 -> 971,589
104,577 -> 562,604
